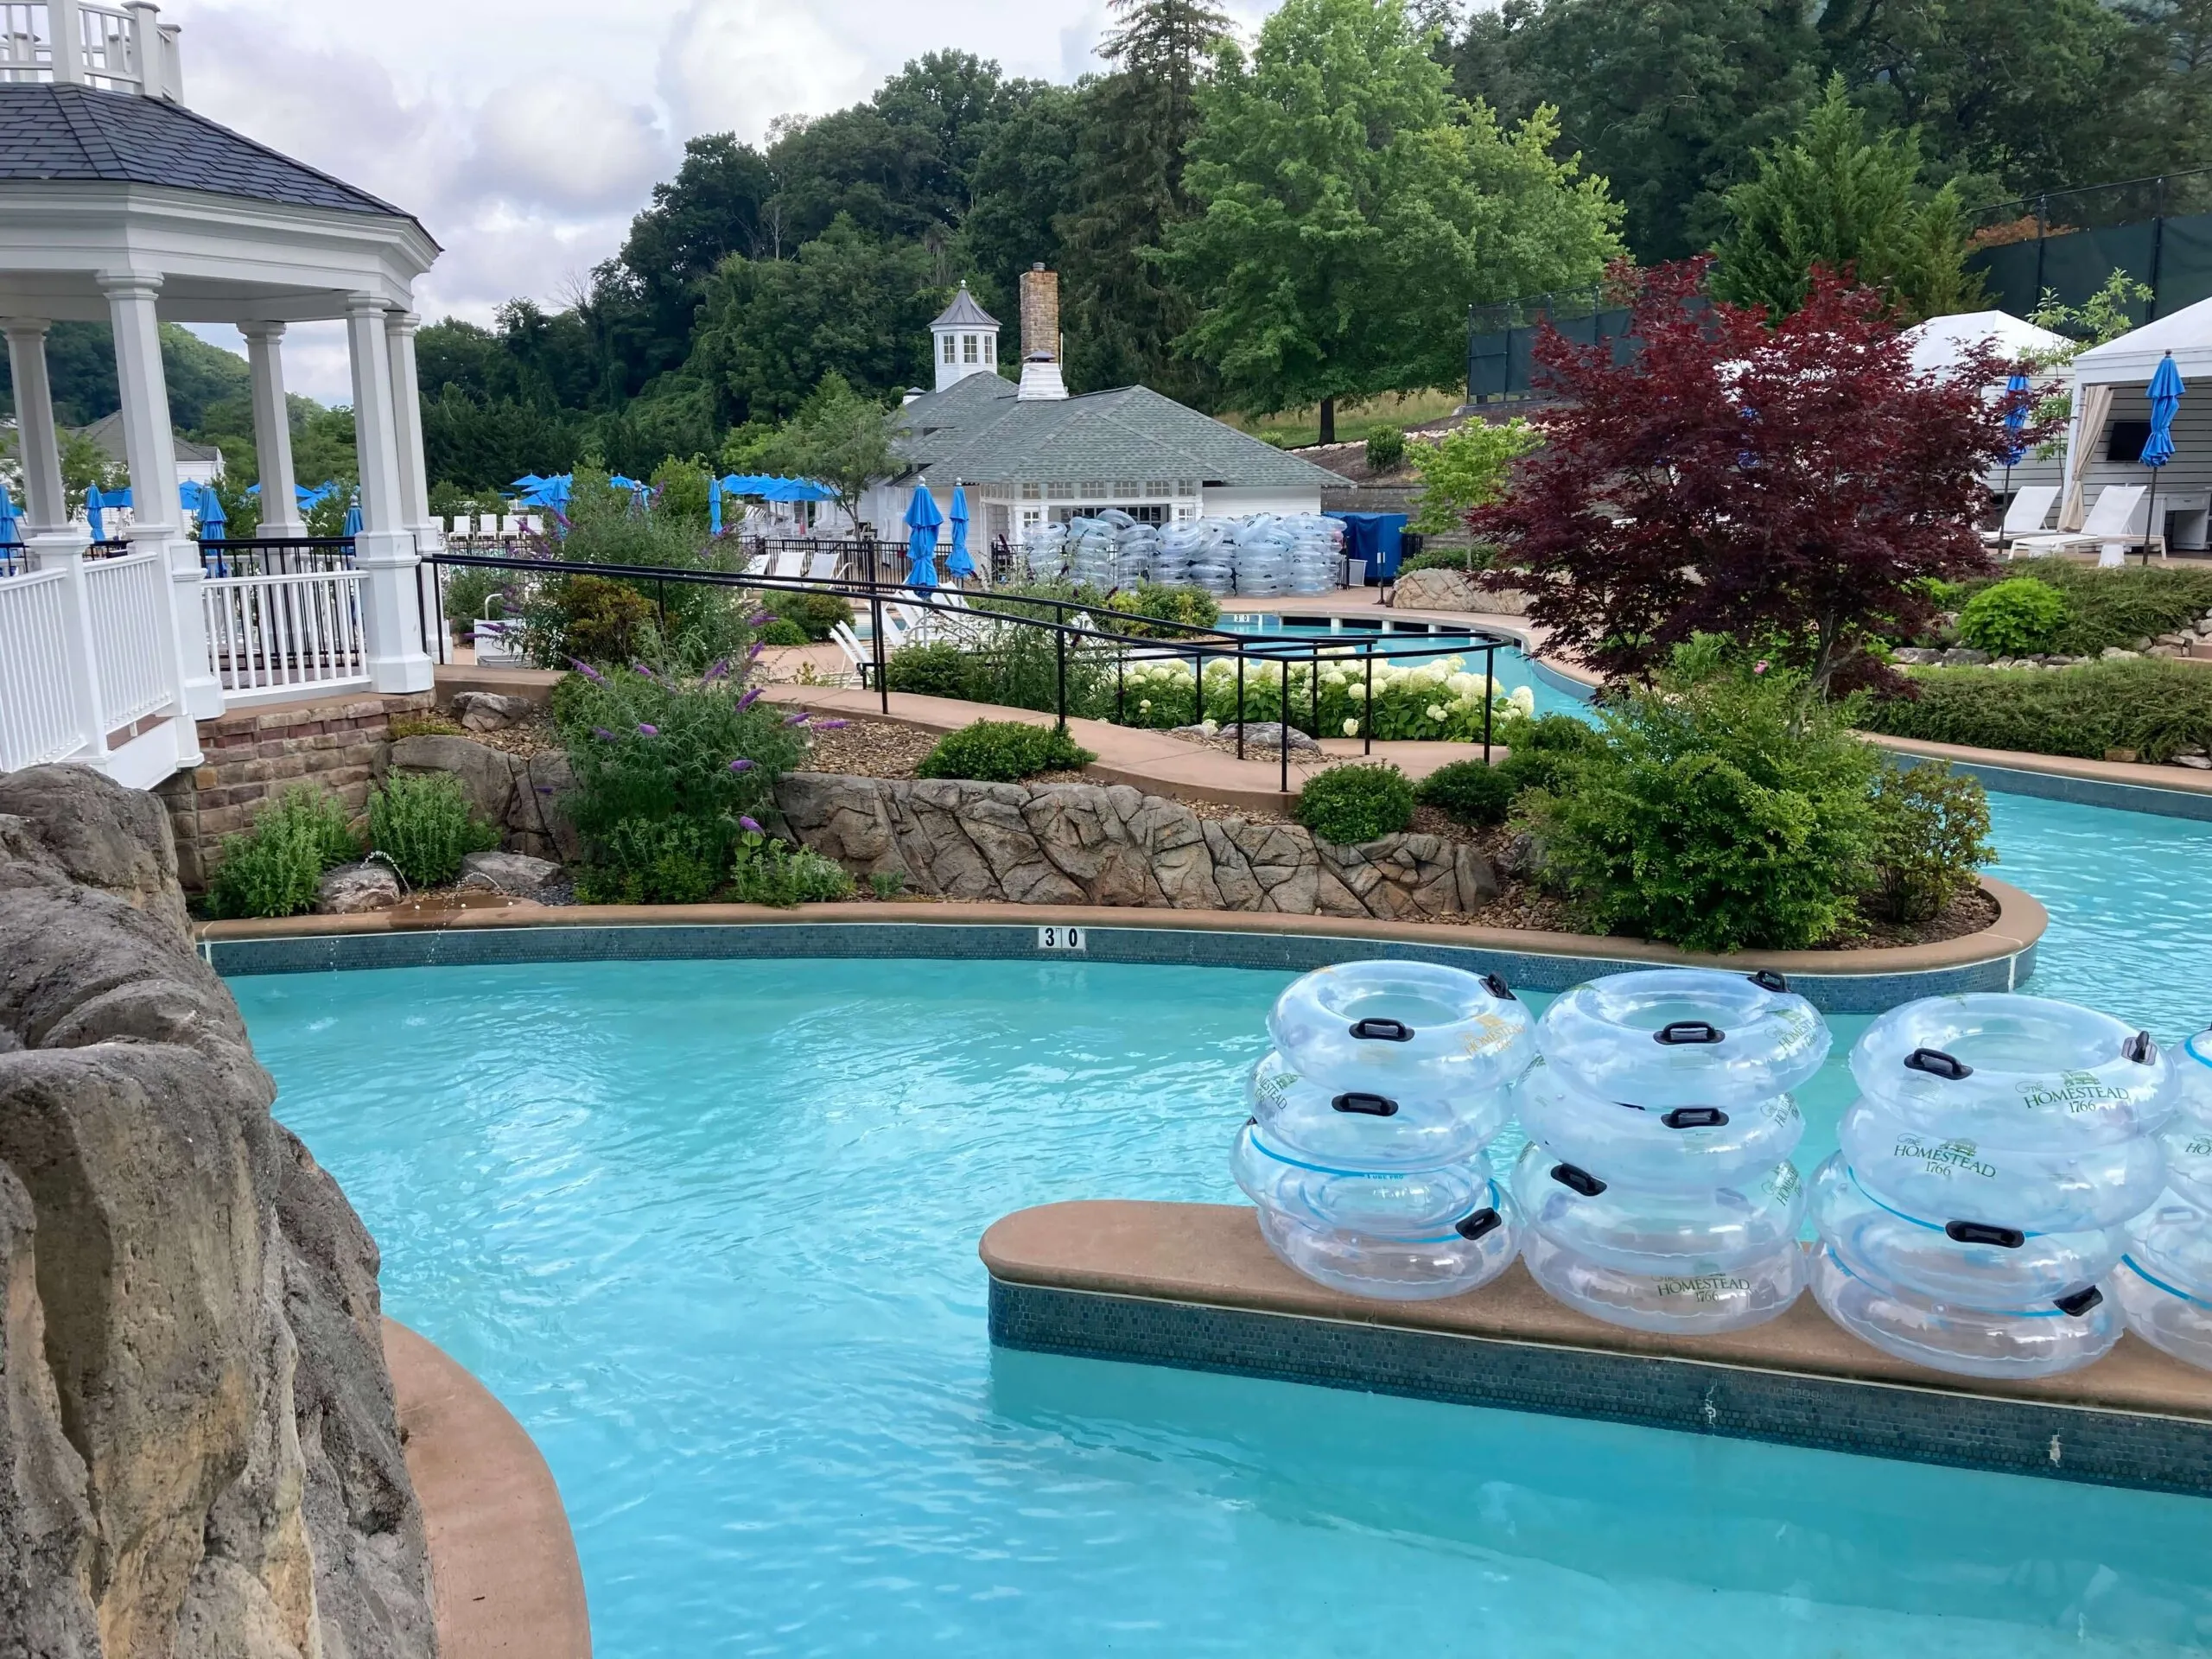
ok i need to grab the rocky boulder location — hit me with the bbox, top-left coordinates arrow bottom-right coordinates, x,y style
318,861 -> 403,913
457,851 -> 560,899
0,765 -> 435,1659
773,772 -> 1497,920
1389,568 -> 1534,617
447,691 -> 537,733
384,734 -> 581,865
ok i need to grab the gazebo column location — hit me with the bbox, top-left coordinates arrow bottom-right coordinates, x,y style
3,320 -> 71,533
240,321 -> 304,537
385,309 -> 446,657
345,292 -> 432,692
102,270 -> 219,724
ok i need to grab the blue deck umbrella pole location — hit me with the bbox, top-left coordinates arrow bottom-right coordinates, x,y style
904,485 -> 944,593
2140,352 -> 2184,565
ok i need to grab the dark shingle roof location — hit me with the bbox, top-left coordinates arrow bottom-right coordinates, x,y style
0,84 -> 418,226
931,283 -> 997,329
896,373 -> 1340,491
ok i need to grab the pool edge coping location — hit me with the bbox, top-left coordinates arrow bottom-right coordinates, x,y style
385,1318 -> 592,1659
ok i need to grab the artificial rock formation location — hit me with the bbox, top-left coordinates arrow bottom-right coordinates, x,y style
773,772 -> 1498,920
1388,569 -> 1534,616
381,734 -> 579,865
0,765 -> 435,1659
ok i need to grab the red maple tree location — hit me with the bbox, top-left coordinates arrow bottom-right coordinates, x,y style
1473,261 -> 2046,698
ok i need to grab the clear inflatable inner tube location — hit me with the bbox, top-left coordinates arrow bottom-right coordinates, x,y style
1232,1121 -> 1496,1235
1510,1141 -> 1804,1275
1520,1230 -> 1805,1334
1512,1059 -> 1804,1192
1809,1154 -> 2124,1306
2125,1189 -> 2212,1293
1848,994 -> 2174,1149
1810,1246 -> 2120,1380
1247,1049 -> 1510,1170
2113,1205 -> 2212,1371
1254,1184 -> 1521,1301
1838,1098 -> 2167,1232
1268,962 -> 1533,1096
1535,969 -> 1829,1109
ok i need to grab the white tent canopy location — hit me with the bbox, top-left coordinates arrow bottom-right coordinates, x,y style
1900,309 -> 2071,378
2070,293 -> 2212,386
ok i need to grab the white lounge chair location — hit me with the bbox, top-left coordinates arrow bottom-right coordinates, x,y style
494,514 -> 517,540
515,513 -> 540,538
769,549 -> 807,580
1987,484 -> 2059,552
806,550 -> 842,582
830,620 -> 874,685
741,552 -> 769,577
2012,484 -> 2157,563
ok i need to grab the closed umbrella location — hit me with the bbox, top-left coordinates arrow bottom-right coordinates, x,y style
709,474 -> 722,536
1997,369 -> 2033,549
0,480 -> 18,547
85,486 -> 105,543
196,480 -> 226,539
904,485 -> 943,592
945,484 -> 976,580
342,490 -> 363,537
2140,351 -> 2185,564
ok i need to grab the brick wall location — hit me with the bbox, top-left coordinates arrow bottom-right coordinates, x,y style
157,691 -> 433,890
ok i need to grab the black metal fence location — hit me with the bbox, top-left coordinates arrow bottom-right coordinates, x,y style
199,537 -> 358,576
425,550 -> 1520,793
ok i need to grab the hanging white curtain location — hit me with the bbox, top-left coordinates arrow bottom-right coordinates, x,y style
2059,382 -> 2115,531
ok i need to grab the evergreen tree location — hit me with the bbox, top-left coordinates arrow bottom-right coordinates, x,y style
1710,77 -> 1980,321
1057,0 -> 1230,401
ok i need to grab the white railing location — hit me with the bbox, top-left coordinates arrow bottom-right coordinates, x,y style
83,548 -> 173,728
0,1 -> 168,96
202,569 -> 371,703
0,566 -> 90,770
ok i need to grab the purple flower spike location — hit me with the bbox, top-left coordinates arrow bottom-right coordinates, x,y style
569,658 -> 608,685
637,721 -> 659,736
748,610 -> 774,626
702,658 -> 730,683
736,687 -> 762,710
592,726 -> 618,741
728,758 -> 755,773
632,663 -> 657,679
739,815 -> 763,834
783,711 -> 810,727
747,642 -> 766,660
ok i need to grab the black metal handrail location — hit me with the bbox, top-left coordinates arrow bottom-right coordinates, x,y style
425,550 -> 1522,791
200,537 -> 357,576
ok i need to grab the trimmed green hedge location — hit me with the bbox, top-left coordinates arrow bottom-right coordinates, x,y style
1296,763 -> 1417,843
1857,658 -> 2212,763
1949,564 -> 2212,658
916,721 -> 1096,782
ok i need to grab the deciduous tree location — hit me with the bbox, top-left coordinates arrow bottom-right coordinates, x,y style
1473,262 -> 2040,699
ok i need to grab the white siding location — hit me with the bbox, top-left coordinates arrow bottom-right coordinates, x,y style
1201,486 -> 1324,518
2070,385 -> 2212,550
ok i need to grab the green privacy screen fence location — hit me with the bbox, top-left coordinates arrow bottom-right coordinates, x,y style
1465,169 -> 2212,402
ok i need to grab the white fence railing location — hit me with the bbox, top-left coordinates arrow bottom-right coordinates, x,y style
0,1 -> 169,95
202,569 -> 371,702
83,549 -> 173,728
0,567 -> 89,770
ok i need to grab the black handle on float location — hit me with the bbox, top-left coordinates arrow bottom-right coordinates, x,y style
1481,972 -> 1516,1001
1904,1047 -> 1974,1080
1655,1021 -> 1725,1046
1455,1207 -> 1503,1242
1350,1017 -> 1414,1042
2123,1031 -> 2158,1065
1332,1091 -> 1398,1117
1551,1162 -> 1607,1197
2056,1286 -> 2104,1318
1747,970 -> 1789,993
1662,1106 -> 1730,1129
1945,1220 -> 2026,1249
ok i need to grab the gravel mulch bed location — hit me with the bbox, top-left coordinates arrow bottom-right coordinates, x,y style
410,712 -> 563,760
804,717 -> 939,779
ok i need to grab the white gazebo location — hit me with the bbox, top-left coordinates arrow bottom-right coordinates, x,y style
1897,309 -> 2074,500
0,0 -> 443,788
2061,296 -> 2212,552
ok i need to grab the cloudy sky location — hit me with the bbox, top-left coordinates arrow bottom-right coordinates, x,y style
168,0 -> 1281,401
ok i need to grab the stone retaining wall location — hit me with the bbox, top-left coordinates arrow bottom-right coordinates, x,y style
1389,567 -> 1533,616
773,771 -> 1497,920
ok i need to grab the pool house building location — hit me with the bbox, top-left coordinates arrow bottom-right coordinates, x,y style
0,1 -> 443,788
868,265 -> 1339,548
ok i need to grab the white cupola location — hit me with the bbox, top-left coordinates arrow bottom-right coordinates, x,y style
930,282 -> 1000,391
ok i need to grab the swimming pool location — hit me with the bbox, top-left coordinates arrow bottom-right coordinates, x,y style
232,787 -> 2212,1656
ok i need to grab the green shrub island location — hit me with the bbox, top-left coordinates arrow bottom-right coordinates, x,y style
1295,763 -> 1417,844
1396,543 -> 1497,576
1118,652 -> 1538,741
1955,577 -> 2070,657
760,619 -> 811,646
555,658 -> 819,904
207,785 -> 360,920
915,721 -> 1097,782
1363,425 -> 1406,473
366,772 -> 501,888
1414,759 -> 1516,826
1859,657 -> 2212,764
760,588 -> 854,642
1866,761 -> 1995,925
1941,564 -> 2212,658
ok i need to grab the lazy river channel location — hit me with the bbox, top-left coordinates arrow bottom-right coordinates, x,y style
232,788 -> 2212,1657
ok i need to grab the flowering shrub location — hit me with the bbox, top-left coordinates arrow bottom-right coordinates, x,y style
554,661 -> 811,901
1118,652 -> 1535,741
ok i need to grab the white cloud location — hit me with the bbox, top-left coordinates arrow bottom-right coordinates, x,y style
658,0 -> 872,145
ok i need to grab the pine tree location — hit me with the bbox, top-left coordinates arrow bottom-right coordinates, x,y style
1057,0 -> 1232,402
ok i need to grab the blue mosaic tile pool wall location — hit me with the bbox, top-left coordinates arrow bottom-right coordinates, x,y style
1942,760 -> 2212,823
205,922 -> 2033,1014
988,1278 -> 2212,1497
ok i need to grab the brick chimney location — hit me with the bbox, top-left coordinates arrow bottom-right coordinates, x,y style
1017,264 -> 1067,401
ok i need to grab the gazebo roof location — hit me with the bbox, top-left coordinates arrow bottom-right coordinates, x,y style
0,84 -> 420,232
931,283 -> 997,330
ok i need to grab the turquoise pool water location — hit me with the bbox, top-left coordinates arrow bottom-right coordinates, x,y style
232,788 -> 2212,1657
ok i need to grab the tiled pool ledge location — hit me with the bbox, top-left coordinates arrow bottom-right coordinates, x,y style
982,1200 -> 2212,1497
199,880 -> 2043,1014
1863,733 -> 2212,822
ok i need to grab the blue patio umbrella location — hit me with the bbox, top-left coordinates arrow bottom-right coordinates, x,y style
85,486 -> 105,542
196,480 -> 226,539
1997,368 -> 2034,538
0,480 -> 18,545
342,490 -> 363,537
2140,351 -> 2185,563
708,474 -> 722,535
904,485 -> 943,591
944,484 -> 976,580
